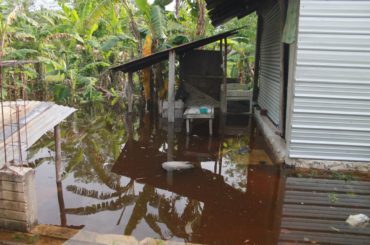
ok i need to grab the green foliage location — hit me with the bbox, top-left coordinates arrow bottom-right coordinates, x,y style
1,0 -> 257,105
331,171 -> 355,181
328,193 -> 338,204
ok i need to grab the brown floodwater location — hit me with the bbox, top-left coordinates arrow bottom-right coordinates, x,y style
27,103 -> 370,245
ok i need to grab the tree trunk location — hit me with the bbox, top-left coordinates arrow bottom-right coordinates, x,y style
122,0 -> 142,53
175,0 -> 180,18
196,0 -> 206,37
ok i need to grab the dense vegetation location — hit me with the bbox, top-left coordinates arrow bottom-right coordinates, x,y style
0,0 -> 256,105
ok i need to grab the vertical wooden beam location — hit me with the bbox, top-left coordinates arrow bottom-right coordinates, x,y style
54,125 -> 62,183
167,123 -> 174,161
166,121 -> 175,185
56,181 -> 67,226
219,39 -> 224,114
223,38 -> 228,114
128,72 -> 134,113
168,50 -> 176,122
253,14 -> 263,102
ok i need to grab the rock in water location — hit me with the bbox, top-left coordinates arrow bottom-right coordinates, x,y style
346,214 -> 370,228
162,161 -> 194,172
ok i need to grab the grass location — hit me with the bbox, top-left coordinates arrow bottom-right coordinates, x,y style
11,233 -> 40,244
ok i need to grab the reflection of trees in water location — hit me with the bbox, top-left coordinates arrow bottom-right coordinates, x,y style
221,137 -> 249,191
64,180 -> 137,215
29,103 -> 128,185
28,103 -> 205,241
124,184 -> 203,241
65,179 -> 204,241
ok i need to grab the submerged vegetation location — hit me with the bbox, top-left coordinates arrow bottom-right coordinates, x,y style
0,0 -> 256,105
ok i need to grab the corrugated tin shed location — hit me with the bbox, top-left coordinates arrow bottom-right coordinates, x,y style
0,101 -> 76,167
110,29 -> 239,73
288,0 -> 370,161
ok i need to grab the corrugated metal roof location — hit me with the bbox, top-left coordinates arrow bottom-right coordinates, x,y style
280,177 -> 370,244
0,101 -> 76,167
110,29 -> 239,73
205,0 -> 259,26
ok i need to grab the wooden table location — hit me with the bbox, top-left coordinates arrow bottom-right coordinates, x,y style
183,106 -> 214,136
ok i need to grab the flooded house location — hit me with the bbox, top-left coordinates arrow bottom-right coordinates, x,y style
205,0 -> 370,171
1,1 -> 370,244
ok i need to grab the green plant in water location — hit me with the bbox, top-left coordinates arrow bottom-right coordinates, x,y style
331,171 -> 355,181
11,233 -> 39,244
328,193 -> 338,204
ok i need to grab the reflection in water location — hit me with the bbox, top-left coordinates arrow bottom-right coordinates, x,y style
31,103 -> 283,244
56,181 -> 66,227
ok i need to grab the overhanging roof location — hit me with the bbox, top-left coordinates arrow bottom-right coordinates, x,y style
110,29 -> 239,73
205,0 -> 259,26
0,101 -> 76,167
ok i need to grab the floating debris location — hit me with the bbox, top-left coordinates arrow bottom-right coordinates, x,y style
346,214 -> 369,228
162,161 -> 194,172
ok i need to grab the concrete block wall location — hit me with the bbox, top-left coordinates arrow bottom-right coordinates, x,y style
0,166 -> 38,231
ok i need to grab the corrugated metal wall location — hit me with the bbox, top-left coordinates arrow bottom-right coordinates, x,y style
258,3 -> 282,126
289,0 -> 370,161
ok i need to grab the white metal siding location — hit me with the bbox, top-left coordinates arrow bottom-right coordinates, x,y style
289,0 -> 370,161
258,3 -> 282,126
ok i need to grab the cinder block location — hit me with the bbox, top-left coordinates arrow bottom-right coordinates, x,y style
0,167 -> 38,232
0,218 -> 28,232
0,180 -> 25,192
0,190 -> 26,202
0,200 -> 26,212
0,209 -> 27,221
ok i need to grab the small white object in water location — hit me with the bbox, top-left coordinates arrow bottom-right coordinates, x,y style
346,214 -> 369,228
162,161 -> 194,172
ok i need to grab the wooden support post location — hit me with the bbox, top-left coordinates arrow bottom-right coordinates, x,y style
253,15 -> 263,102
167,123 -> 174,161
221,38 -> 227,114
168,50 -> 176,122
54,125 -> 62,183
224,38 -> 227,111
56,181 -> 67,226
128,72 -> 134,113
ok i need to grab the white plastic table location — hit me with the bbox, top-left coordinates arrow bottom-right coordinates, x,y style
183,106 -> 214,136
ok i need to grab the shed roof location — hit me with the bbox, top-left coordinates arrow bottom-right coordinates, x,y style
205,0 -> 259,26
0,101 -> 76,167
110,29 -> 239,73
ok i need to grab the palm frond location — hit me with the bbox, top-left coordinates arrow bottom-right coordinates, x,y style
6,5 -> 22,26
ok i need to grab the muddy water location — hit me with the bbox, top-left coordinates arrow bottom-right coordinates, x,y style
28,103 -> 370,244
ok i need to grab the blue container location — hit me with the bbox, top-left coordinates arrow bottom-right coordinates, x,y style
199,106 -> 208,114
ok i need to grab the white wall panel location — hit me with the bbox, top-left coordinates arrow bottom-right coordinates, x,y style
289,0 -> 370,161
